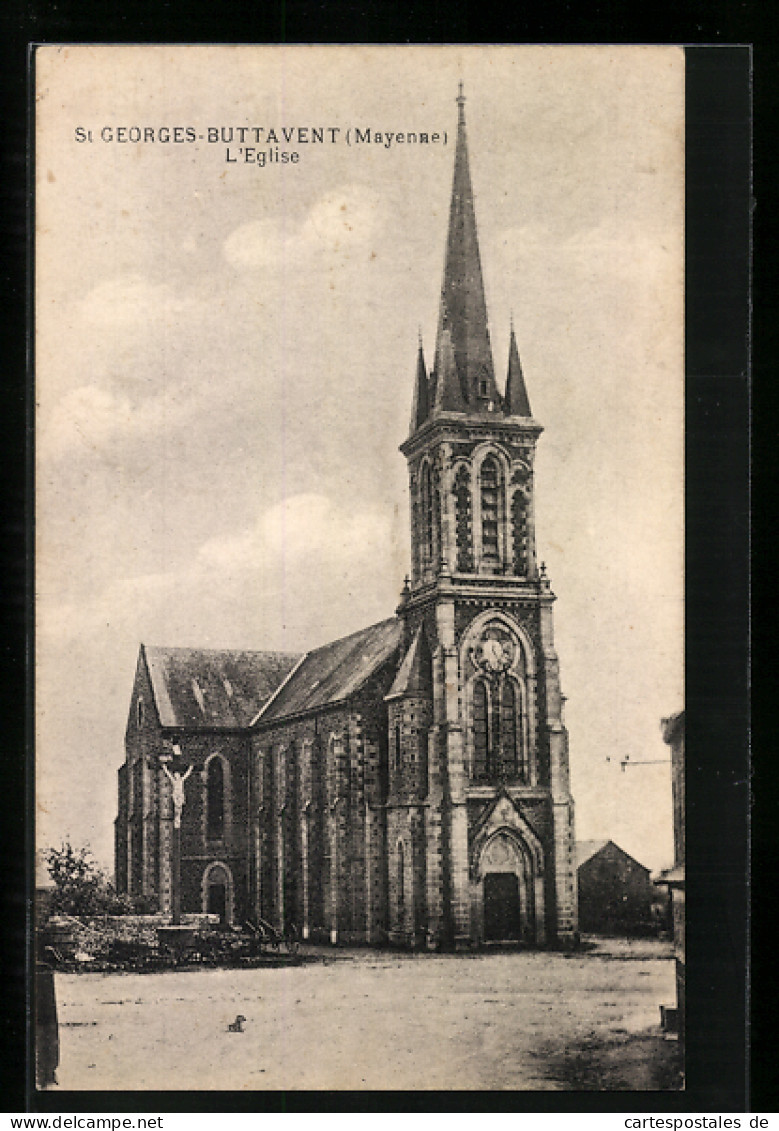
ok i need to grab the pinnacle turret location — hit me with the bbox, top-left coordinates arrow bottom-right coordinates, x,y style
410,338 -> 430,432
505,324 -> 532,417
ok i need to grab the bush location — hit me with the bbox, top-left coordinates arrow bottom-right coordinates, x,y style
44,842 -> 149,917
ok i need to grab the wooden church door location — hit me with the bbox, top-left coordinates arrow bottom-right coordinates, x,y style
483,872 -> 522,941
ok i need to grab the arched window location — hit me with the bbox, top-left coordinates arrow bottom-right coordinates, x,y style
206,758 -> 225,839
136,697 -> 143,727
472,676 -> 527,783
473,680 -> 489,780
394,723 -> 402,776
480,456 -> 502,564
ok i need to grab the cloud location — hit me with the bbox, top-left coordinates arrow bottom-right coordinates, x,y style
40,493 -> 394,648
38,383 -> 175,460
223,185 -> 383,270
222,217 -> 299,269
80,274 -> 194,328
199,492 -> 391,572
301,186 -> 381,253
496,220 -> 677,285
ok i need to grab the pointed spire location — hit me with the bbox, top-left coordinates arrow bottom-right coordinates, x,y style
410,336 -> 430,431
432,84 -> 499,413
505,324 -> 532,416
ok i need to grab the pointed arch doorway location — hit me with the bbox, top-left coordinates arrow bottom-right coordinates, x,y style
477,831 -> 535,944
202,861 -> 234,927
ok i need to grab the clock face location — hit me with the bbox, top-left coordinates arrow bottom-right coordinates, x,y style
472,624 -> 516,674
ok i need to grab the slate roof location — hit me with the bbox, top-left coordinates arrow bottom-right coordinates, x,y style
576,840 -> 610,869
255,617 -> 402,725
143,645 -> 301,729
576,839 -> 650,873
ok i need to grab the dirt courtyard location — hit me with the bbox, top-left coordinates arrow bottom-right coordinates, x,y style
50,937 -> 680,1092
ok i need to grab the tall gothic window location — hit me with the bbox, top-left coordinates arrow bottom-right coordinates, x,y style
473,679 -> 489,779
501,680 -> 519,778
480,456 -> 502,564
206,757 -> 225,839
472,676 -> 527,783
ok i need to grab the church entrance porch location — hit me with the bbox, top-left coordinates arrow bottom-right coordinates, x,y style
469,811 -> 545,945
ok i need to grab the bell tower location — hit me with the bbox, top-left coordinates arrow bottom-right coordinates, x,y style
392,87 -> 577,947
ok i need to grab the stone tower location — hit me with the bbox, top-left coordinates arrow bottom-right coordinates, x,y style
387,88 -> 577,947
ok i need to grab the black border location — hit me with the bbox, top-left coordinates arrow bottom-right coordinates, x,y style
1,19 -> 754,1115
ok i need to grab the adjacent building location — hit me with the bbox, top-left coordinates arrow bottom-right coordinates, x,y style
576,840 -> 655,936
115,90 -> 578,948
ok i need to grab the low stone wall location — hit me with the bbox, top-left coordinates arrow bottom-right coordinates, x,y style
40,913 -> 220,962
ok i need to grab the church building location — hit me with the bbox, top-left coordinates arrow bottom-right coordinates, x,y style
115,90 -> 578,948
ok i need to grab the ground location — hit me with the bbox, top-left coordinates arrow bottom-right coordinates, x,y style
49,936 -> 681,1092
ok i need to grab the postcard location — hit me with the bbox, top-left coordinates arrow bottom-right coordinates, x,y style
34,44 -> 684,1093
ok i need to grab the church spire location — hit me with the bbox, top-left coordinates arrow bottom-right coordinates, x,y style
431,85 -> 500,416
505,321 -> 532,417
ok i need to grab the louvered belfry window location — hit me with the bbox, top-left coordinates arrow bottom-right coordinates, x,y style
480,456 -> 501,564
421,462 -> 434,569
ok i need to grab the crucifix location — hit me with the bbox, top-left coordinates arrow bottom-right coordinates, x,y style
160,744 -> 191,924
162,762 -> 193,828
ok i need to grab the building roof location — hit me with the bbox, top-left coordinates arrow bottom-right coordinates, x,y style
255,617 -> 402,724
143,645 -> 301,729
576,840 -> 610,869
576,839 -> 650,873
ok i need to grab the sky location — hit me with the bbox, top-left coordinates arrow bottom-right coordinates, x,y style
35,45 -> 684,878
